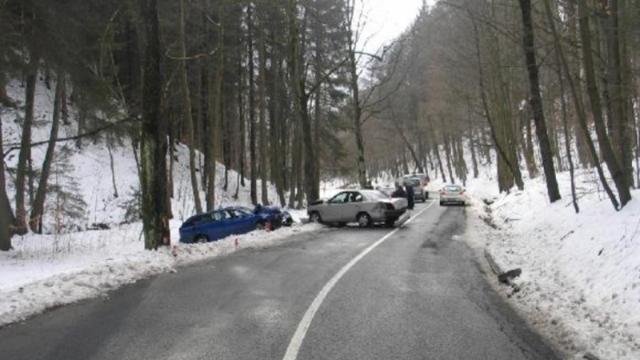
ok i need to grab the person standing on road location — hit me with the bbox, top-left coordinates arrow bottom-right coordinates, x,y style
405,182 -> 415,210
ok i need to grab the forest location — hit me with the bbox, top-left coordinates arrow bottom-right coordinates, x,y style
1,0 -> 639,250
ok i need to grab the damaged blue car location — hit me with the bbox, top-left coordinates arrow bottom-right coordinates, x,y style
179,205 -> 291,243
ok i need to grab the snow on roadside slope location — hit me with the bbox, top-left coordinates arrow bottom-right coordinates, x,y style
0,221 -> 322,327
1,78 -> 323,327
465,170 -> 640,360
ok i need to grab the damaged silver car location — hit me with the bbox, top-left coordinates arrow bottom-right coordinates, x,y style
308,190 -> 408,228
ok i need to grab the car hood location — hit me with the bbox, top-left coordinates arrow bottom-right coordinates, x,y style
309,199 -> 325,206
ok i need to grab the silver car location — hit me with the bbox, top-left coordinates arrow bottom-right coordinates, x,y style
401,174 -> 429,201
308,190 -> 408,227
439,184 -> 467,206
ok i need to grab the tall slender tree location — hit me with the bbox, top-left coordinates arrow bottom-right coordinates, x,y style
29,73 -> 64,233
517,0 -> 561,202
140,0 -> 170,249
179,0 -> 203,214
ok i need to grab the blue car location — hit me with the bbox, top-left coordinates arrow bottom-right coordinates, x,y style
179,206 -> 287,244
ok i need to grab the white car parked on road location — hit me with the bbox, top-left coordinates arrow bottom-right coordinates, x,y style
439,184 -> 467,206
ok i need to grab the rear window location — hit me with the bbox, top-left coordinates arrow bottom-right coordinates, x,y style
362,190 -> 389,200
404,178 -> 420,186
445,185 -> 462,192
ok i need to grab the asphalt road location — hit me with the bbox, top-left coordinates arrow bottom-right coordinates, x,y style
0,201 -> 559,360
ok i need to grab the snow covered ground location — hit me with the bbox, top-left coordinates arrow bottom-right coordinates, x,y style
464,169 -> 640,359
0,221 -> 322,327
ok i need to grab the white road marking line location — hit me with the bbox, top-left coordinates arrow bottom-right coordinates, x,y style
282,201 -> 436,360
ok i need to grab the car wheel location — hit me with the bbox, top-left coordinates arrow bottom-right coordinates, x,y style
195,235 -> 208,243
384,219 -> 396,228
439,201 -> 444,206
357,213 -> 372,228
256,221 -> 267,230
309,212 -> 322,224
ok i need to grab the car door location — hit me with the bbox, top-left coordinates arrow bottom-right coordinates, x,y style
201,211 -> 225,241
324,192 -> 349,222
233,208 -> 257,234
224,209 -> 247,236
341,192 -> 364,221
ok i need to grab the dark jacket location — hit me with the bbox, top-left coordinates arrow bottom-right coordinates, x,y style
405,185 -> 415,209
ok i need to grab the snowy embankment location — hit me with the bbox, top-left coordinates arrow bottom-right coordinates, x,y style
0,221 -> 322,327
465,171 -> 640,360
1,79 -> 324,327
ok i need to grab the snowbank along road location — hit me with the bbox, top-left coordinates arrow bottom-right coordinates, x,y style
0,201 -> 559,360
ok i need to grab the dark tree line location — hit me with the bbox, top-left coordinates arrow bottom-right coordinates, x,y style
0,0 -> 360,250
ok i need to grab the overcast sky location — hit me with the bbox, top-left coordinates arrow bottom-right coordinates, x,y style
358,0 -> 436,54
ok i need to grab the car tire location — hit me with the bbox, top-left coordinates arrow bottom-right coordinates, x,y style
384,219 -> 396,228
357,213 -> 372,228
195,235 -> 208,243
439,201 -> 444,206
256,221 -> 267,230
309,212 -> 322,224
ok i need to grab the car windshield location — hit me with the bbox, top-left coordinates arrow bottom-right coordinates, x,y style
329,192 -> 350,203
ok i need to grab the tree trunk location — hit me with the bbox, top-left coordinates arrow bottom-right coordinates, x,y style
543,0 -> 619,210
237,61 -> 246,188
258,29 -> 269,205
469,13 -> 524,191
268,44 -> 287,207
435,143 -> 446,183
348,40 -> 367,188
0,116 -> 14,251
443,133 -> 455,184
401,150 -> 410,175
140,0 -> 170,249
518,0 -> 561,202
30,75 -> 64,233
14,67 -> 37,235
559,70 -> 579,213
248,4 -> 258,205
206,1 -> 224,212
578,0 -> 630,207
393,119 -> 424,174
288,121 -> 300,208
179,0 -> 202,214
601,0 -> 634,189
288,0 -> 318,202
522,108 -> 538,178
454,137 -> 468,186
